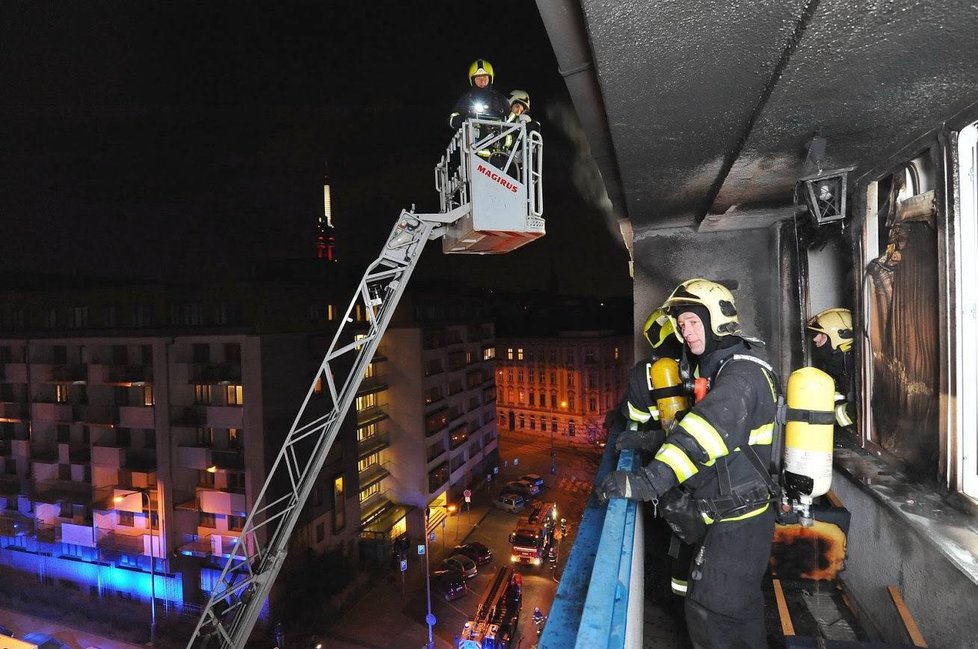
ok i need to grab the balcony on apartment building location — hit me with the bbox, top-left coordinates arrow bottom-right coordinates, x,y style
359,489 -> 394,528
358,462 -> 390,492
427,463 -> 449,494
176,532 -> 239,559
96,526 -> 160,561
47,364 -> 88,384
79,404 -> 118,427
357,405 -> 388,428
0,402 -> 28,420
119,404 -> 155,429
189,362 -> 242,385
197,487 -> 247,517
358,432 -> 390,459
0,509 -> 35,539
357,376 -> 389,398
31,401 -> 78,423
0,362 -> 28,383
88,363 -> 152,386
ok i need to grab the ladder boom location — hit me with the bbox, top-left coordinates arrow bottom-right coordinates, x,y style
187,209 -> 460,649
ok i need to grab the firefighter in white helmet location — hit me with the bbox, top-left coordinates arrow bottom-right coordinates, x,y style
599,279 -> 779,649
807,307 -> 855,429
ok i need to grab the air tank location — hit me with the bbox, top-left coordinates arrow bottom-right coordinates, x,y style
783,367 -> 835,523
650,357 -> 689,429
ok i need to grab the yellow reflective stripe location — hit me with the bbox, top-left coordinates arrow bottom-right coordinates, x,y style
671,578 -> 688,596
627,401 -> 651,423
678,412 -> 728,461
748,422 -> 774,445
655,443 -> 698,482
649,408 -> 661,421
701,502 -> 770,525
835,403 -> 853,427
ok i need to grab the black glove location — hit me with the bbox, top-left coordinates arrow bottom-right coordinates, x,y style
614,428 -> 664,452
597,469 -> 659,504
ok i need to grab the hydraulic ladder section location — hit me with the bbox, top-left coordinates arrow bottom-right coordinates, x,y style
457,566 -> 522,649
187,207 -> 464,649
187,119 -> 543,649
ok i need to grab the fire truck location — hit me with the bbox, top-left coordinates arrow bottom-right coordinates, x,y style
508,501 -> 558,566
456,566 -> 523,649
186,117 -> 543,649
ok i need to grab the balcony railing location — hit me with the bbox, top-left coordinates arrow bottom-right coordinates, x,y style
190,363 -> 242,384
540,441 -> 643,649
358,433 -> 390,459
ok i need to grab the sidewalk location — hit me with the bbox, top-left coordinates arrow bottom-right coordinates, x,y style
322,485 -> 494,649
0,606 -> 144,649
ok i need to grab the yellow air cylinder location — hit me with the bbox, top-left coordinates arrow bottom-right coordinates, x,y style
784,367 -> 835,499
651,357 -> 689,430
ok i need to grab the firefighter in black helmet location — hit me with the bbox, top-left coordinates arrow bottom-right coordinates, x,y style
448,59 -> 510,130
807,307 -> 855,429
599,279 -> 779,649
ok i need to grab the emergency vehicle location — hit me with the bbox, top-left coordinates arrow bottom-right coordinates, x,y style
455,566 -> 523,649
508,501 -> 557,566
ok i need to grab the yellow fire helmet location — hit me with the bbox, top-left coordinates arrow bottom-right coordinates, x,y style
642,307 -> 675,349
662,278 -> 741,340
807,307 -> 853,352
468,59 -> 495,85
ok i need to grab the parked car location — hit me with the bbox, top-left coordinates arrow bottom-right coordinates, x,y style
505,479 -> 540,497
453,541 -> 493,566
493,492 -> 526,513
520,473 -> 545,489
20,634 -> 69,649
440,553 -> 478,579
432,569 -> 467,601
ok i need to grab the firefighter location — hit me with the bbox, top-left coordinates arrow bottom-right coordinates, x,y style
506,90 -> 540,131
614,305 -> 694,604
448,59 -> 510,130
616,306 -> 684,451
599,278 -> 779,649
807,307 -> 855,429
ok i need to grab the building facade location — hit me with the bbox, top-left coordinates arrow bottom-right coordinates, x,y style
494,333 -> 631,446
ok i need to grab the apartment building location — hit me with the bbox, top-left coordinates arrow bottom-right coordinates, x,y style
494,332 -> 631,446
0,278 -> 360,611
377,292 -> 499,543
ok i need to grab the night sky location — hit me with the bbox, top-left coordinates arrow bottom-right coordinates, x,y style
1,1 -> 631,297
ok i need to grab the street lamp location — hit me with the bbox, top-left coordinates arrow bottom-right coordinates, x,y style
115,486 -> 159,645
422,507 -> 435,649
421,502 -> 458,649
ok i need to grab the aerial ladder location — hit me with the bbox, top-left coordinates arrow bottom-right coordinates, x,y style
186,118 -> 543,649
456,566 -> 523,649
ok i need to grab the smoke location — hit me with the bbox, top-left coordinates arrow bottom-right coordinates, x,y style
545,101 -> 625,249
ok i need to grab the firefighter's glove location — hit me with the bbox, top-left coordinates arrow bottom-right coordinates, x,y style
598,469 -> 659,504
614,428 -> 664,453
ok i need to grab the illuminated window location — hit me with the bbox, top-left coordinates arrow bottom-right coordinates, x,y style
228,428 -> 241,449
199,512 -> 216,529
356,392 -> 378,411
358,452 -> 380,473
507,348 -> 514,360
55,384 -> 69,403
614,347 -> 621,360
364,363 -> 376,379
517,348 -> 524,360
142,385 -> 154,406
226,384 -> 243,405
194,384 -> 212,405
359,482 -> 380,503
358,422 -> 378,442
314,376 -> 323,393
333,476 -> 346,533
328,304 -> 336,321
118,511 -> 135,527
228,515 -> 245,532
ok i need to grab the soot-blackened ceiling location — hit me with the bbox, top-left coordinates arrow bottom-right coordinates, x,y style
541,0 -> 978,234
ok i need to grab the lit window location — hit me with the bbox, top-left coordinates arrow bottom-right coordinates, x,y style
226,385 -> 244,406
194,384 -> 212,405
507,348 -> 514,360
517,348 -> 524,360
55,384 -> 69,403
142,385 -> 154,406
